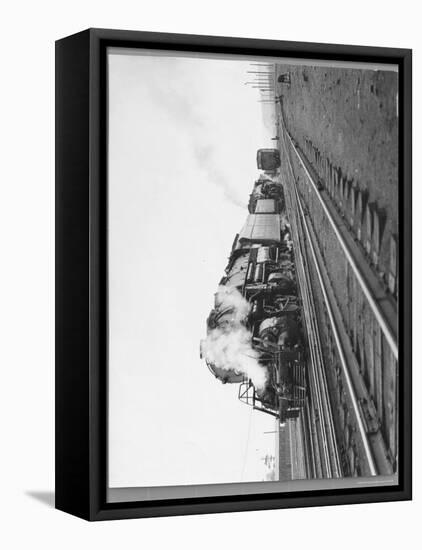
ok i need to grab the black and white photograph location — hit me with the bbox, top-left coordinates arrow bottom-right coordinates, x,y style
106,47 -> 401,502
2,0 -> 420,544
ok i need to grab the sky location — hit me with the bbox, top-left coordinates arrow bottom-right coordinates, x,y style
107,48 -> 278,489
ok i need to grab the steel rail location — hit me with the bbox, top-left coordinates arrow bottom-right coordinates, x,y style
305,404 -> 318,478
303,257 -> 342,477
299,242 -> 341,477
299,266 -> 330,476
280,170 -> 339,478
292,181 -> 378,476
284,184 -> 327,476
300,407 -> 315,479
294,227 -> 332,476
281,141 -> 342,478
285,131 -> 398,360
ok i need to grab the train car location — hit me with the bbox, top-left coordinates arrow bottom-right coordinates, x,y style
201,179 -> 306,422
248,176 -> 285,214
256,148 -> 281,172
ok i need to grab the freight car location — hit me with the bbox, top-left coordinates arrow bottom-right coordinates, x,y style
200,177 -> 306,422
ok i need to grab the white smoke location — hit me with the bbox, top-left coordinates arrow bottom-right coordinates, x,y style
203,285 -> 268,390
280,212 -> 290,231
283,231 -> 293,252
193,145 -> 246,209
214,285 -> 250,323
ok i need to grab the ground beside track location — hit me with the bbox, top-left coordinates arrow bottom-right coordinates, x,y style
275,64 -> 399,474
275,64 -> 398,276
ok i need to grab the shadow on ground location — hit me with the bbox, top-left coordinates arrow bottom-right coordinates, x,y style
26,491 -> 55,508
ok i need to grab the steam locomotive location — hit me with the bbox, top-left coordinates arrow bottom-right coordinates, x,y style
200,159 -> 306,422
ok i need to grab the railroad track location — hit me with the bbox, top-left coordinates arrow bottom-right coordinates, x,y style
278,105 -> 397,476
285,131 -> 398,360
279,129 -> 342,480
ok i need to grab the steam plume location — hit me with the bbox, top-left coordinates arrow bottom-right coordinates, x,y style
214,285 -> 250,323
202,286 -> 268,389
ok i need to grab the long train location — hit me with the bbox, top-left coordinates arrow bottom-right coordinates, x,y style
200,150 -> 307,422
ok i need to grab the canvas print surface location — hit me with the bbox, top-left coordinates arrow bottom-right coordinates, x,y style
106,48 -> 399,502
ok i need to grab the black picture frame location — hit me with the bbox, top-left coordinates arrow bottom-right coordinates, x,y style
55,28 -> 412,521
